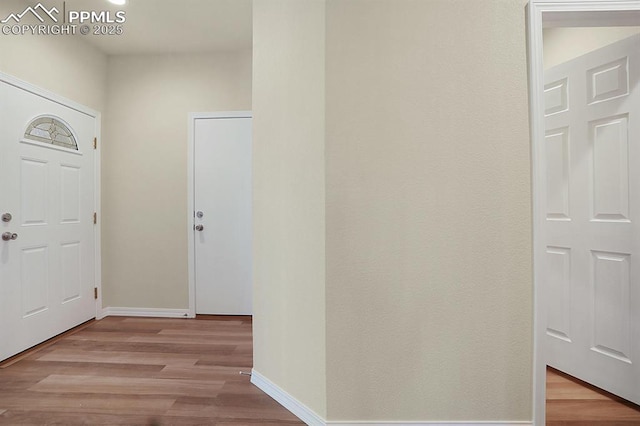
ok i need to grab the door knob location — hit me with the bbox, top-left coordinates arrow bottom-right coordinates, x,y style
194,225 -> 204,231
2,232 -> 18,241
1,213 -> 12,222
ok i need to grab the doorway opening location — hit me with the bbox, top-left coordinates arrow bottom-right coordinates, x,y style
528,2 -> 640,424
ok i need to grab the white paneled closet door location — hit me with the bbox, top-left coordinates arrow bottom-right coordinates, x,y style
543,34 -> 640,404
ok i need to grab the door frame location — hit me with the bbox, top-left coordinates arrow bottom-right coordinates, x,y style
187,111 -> 252,317
527,1 -> 640,424
0,71 -> 103,320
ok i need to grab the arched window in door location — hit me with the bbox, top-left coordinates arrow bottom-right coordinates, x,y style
24,116 -> 78,151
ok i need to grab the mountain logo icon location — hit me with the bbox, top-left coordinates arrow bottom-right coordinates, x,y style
1,3 -> 60,24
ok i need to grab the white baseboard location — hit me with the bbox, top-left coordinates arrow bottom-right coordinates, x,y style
96,308 -> 108,320
327,422 -> 532,426
250,369 -> 531,426
250,369 -> 325,426
101,307 -> 193,318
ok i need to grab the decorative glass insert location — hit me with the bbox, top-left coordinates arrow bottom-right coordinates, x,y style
24,116 -> 78,150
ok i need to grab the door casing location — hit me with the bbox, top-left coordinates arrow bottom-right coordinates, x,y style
0,71 -> 103,320
187,111 -> 252,318
527,1 -> 640,424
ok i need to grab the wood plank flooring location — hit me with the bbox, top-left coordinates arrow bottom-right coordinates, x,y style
546,367 -> 640,425
0,316 -> 304,425
3,318 -> 640,425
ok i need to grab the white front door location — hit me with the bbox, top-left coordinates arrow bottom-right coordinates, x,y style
194,115 -> 252,315
544,34 -> 640,403
0,79 -> 97,361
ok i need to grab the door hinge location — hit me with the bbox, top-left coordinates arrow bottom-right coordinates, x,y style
93,212 -> 97,224
94,287 -> 98,299
93,137 -> 97,149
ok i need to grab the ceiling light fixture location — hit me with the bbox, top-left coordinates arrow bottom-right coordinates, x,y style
108,0 -> 126,5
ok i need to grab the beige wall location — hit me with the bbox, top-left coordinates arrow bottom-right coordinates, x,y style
252,0 -> 327,417
544,27 -> 640,69
324,0 -> 532,420
253,0 -> 532,422
103,51 -> 252,308
0,0 -> 107,112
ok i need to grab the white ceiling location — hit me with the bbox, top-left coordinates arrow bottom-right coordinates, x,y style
61,0 -> 252,55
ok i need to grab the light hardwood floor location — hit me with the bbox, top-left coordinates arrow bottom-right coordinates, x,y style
3,318 -> 640,425
0,316 -> 303,425
546,367 -> 640,425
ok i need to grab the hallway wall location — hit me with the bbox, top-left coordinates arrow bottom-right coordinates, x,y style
252,0 -> 327,417
103,51 -> 252,309
324,0 -> 532,420
252,0 -> 533,422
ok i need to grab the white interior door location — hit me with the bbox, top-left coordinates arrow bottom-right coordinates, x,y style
544,34 -> 640,403
0,79 -> 97,361
194,115 -> 252,315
